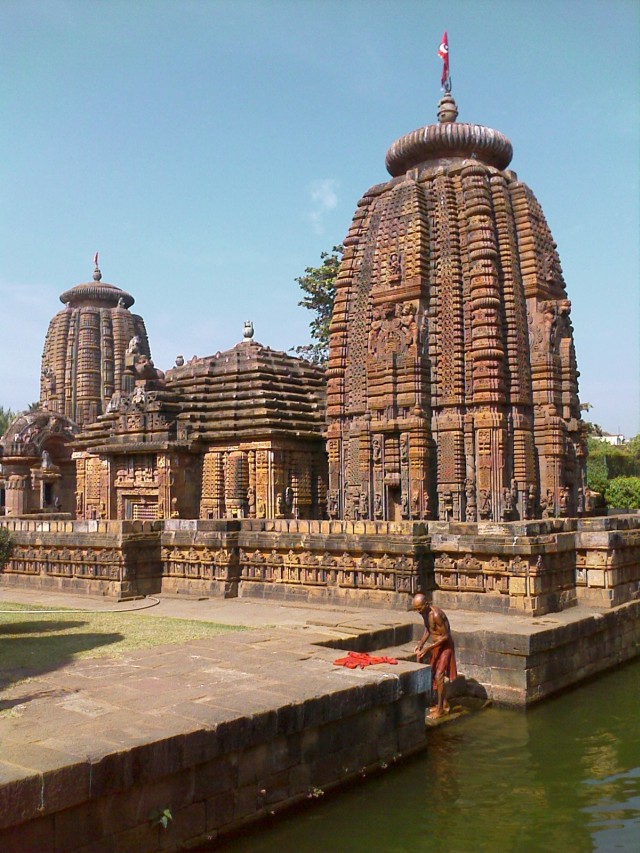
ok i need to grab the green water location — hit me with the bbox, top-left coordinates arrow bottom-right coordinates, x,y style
217,659 -> 640,853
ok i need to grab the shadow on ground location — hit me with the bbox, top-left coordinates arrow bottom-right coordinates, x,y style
0,624 -> 124,693
0,619 -> 87,635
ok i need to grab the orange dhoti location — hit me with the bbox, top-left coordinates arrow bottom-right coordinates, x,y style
428,639 -> 457,683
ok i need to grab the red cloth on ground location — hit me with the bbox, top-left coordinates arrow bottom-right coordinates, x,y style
333,651 -> 398,669
428,639 -> 457,682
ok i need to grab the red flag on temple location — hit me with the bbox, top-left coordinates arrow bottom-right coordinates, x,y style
438,31 -> 449,88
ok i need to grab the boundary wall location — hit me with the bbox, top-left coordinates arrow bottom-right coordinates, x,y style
2,516 -> 638,616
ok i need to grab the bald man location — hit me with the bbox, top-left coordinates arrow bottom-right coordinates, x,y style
411,593 -> 457,718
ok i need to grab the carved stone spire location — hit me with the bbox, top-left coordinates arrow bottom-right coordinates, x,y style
328,95 -> 585,524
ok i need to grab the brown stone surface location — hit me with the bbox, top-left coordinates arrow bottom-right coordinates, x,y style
326,93 -> 586,526
0,593 -> 430,850
0,589 -> 638,851
1,514 -> 638,614
0,92 -> 624,618
71,335 -> 327,524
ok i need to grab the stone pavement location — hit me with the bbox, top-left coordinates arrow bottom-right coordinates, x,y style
0,586 -> 430,850
0,585 -> 636,851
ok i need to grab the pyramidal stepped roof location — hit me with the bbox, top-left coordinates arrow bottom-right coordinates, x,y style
164,334 -> 326,442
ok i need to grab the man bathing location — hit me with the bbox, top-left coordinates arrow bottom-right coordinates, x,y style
411,593 -> 457,719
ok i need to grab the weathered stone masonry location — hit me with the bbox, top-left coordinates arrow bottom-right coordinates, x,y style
2,515 -> 638,617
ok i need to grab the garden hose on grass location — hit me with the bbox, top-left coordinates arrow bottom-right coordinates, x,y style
0,596 -> 161,614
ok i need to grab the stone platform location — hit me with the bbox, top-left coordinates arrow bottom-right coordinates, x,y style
0,590 -> 638,852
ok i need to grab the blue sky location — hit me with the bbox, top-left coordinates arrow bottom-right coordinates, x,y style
1,0 -> 638,436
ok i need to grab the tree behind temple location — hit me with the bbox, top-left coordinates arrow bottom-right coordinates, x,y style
292,245 -> 342,366
0,406 -> 15,437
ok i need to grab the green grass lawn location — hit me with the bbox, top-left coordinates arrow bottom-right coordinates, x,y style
0,601 -> 247,679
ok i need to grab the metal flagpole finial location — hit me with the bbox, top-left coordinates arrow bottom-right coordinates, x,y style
438,31 -> 451,93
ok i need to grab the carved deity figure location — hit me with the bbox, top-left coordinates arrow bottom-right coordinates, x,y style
542,301 -> 558,349
43,367 -> 56,393
558,486 -> 570,516
388,251 -> 402,285
440,490 -> 453,522
399,303 -> 417,349
247,485 -> 256,516
541,489 -> 555,519
479,489 -> 492,520
106,391 -> 123,413
372,435 -> 382,464
360,490 -> 369,519
284,486 -> 294,511
502,487 -> 514,520
374,492 -> 383,518
131,386 -> 147,408
464,478 -> 477,522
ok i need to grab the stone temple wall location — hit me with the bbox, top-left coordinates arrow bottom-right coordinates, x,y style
1,515 -> 638,615
0,519 -> 161,599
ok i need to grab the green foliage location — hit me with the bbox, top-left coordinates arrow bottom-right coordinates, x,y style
584,421 -> 604,437
0,406 -> 16,437
293,245 -> 342,366
626,434 -> 640,460
604,477 -> 640,511
587,433 -> 640,506
150,806 -> 173,830
0,528 -> 12,568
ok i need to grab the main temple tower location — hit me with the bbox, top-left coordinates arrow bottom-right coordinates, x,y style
326,92 -> 586,523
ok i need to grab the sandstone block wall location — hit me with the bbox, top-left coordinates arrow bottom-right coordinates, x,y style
0,519 -> 162,599
2,515 -> 638,616
0,666 -> 429,853
452,599 -> 640,705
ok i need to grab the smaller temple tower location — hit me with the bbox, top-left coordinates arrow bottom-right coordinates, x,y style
40,258 -> 152,427
0,258 -> 156,517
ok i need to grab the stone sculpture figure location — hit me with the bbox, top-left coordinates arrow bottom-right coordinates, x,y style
541,489 -> 555,519
479,490 -> 492,520
127,336 -> 142,355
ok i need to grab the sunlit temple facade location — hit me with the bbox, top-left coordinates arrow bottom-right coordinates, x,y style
326,92 -> 586,524
4,89 -> 634,624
